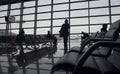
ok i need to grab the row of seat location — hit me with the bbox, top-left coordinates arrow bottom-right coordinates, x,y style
51,20 -> 120,74
0,35 -> 52,45
16,46 -> 57,67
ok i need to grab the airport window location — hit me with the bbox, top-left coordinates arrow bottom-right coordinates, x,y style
37,20 -> 51,27
38,0 -> 51,5
23,8 -> 35,14
0,0 -> 120,74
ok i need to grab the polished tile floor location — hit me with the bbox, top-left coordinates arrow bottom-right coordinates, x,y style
0,40 -> 80,74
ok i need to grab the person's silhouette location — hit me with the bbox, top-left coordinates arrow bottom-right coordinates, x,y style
60,19 -> 70,54
47,31 -> 57,45
101,24 -> 108,33
100,24 -> 108,38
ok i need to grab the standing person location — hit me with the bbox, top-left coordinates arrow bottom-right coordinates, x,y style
15,29 -> 26,66
60,19 -> 70,54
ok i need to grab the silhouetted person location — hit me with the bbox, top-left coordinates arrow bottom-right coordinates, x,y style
101,24 -> 108,33
81,31 -> 89,40
100,24 -> 108,38
81,31 -> 89,45
15,29 -> 25,44
15,29 -> 26,66
60,19 -> 70,54
47,31 -> 57,45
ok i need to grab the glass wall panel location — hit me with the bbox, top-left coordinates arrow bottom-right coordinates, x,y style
11,3 -> 20,9
0,24 -> 6,29
53,19 -> 66,26
37,13 -> 51,20
0,11 -> 7,17
11,29 -> 19,34
53,12 -> 69,18
112,15 -> 120,23
0,17 -> 6,23
90,25 -> 102,33
37,20 -> 50,27
54,0 -> 69,3
71,2 -> 88,9
0,5 -> 8,11
90,0 -> 108,7
10,10 -> 20,15
71,0 -> 84,1
53,4 -> 69,11
11,23 -> 19,29
71,26 -> 89,33
90,8 -> 109,16
24,29 -> 34,34
38,0 -> 51,5
23,14 -> 34,21
38,6 -> 51,13
71,18 -> 88,25
15,16 -> 20,21
22,22 -> 34,28
24,1 -> 35,7
90,16 -> 109,24
111,0 -> 120,5
53,27 -> 61,34
111,7 -> 120,14
23,8 -> 35,14
71,10 -> 88,17
37,28 -> 50,35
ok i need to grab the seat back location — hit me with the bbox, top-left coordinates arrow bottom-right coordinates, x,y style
104,20 -> 120,40
108,37 -> 120,70
99,20 -> 120,56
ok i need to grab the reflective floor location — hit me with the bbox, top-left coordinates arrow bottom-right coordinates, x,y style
0,39 -> 80,74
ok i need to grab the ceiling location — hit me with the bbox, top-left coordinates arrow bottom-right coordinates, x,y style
0,0 -> 35,5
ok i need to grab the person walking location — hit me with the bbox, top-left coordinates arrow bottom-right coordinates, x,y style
60,19 -> 70,54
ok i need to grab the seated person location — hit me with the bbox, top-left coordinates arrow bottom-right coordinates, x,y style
81,31 -> 89,45
47,31 -> 57,45
99,24 -> 108,38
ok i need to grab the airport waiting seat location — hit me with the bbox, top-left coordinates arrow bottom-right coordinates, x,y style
51,20 -> 120,73
51,36 -> 120,74
69,20 -> 120,56
72,40 -> 120,74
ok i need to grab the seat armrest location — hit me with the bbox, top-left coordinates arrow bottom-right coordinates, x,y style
79,38 -> 113,53
73,41 -> 120,74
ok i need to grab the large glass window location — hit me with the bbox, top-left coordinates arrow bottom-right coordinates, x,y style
37,13 -> 51,20
11,3 -> 20,9
37,28 -> 50,35
90,8 -> 109,16
90,16 -> 109,24
53,4 -> 69,11
54,0 -> 69,3
24,1 -> 35,7
0,5 -> 8,11
37,20 -> 50,27
10,10 -> 20,15
23,8 -> 35,14
0,11 -> 7,17
111,0 -> 120,5
71,18 -> 88,25
71,2 -> 88,9
38,0 -> 51,5
22,22 -> 34,28
71,10 -> 88,17
23,14 -> 34,21
38,6 -> 51,13
53,12 -> 69,18
90,0 -> 108,7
